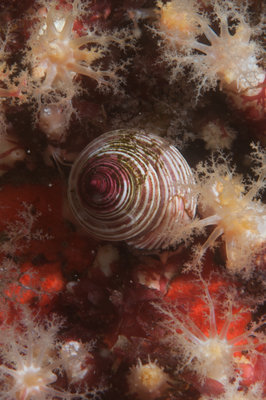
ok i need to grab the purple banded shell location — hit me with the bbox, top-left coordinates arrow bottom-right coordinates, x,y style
68,129 -> 196,250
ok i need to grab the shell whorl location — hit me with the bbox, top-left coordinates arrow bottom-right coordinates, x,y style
68,129 -> 196,250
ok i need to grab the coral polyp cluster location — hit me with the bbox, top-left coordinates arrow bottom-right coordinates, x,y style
0,0 -> 265,399
153,271 -> 264,387
0,307 -> 103,400
156,0 -> 265,99
21,0 -> 130,138
127,359 -> 170,399
26,1 -> 127,100
190,143 -> 266,276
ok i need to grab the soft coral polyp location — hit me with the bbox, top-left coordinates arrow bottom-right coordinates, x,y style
154,270 -> 264,396
156,0 -> 265,119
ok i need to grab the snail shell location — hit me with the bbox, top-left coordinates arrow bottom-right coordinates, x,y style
68,129 -> 196,250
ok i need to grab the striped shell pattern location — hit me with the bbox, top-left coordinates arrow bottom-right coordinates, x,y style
68,129 -> 197,250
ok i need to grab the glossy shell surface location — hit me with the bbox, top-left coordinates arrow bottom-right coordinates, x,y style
68,129 -> 196,250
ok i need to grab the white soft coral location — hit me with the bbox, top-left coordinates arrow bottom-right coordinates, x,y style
22,0 -> 129,138
0,307 -> 102,400
200,379 -> 264,400
156,0 -> 265,96
192,143 -> 265,276
27,0 -> 126,96
0,308 -> 64,400
153,273 -> 265,387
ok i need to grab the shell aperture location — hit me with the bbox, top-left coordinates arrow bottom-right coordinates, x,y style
68,129 -> 196,250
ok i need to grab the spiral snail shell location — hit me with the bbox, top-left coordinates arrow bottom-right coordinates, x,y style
68,129 -> 196,250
